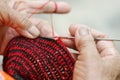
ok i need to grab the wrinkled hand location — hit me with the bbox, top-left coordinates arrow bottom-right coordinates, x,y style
0,0 -> 71,54
68,24 -> 120,80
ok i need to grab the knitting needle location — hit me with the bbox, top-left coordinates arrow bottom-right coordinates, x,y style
50,36 -> 120,41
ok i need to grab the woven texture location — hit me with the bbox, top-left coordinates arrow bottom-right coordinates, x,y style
3,36 -> 75,80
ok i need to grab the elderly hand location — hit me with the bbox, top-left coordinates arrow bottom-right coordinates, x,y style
0,0 -> 71,54
68,24 -> 120,80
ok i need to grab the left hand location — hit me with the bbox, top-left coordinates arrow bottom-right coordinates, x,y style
0,0 -> 71,54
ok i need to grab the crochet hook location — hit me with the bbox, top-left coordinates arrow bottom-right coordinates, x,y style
51,36 -> 120,41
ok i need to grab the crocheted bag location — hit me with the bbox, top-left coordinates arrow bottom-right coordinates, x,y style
3,36 -> 75,80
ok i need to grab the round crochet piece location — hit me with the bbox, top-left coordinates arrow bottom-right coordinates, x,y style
3,36 -> 75,80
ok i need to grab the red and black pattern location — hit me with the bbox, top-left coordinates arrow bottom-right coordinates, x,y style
3,36 -> 75,80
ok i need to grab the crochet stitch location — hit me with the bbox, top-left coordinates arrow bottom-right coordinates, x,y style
3,36 -> 75,80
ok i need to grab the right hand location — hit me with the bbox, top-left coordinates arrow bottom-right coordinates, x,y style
67,24 -> 120,80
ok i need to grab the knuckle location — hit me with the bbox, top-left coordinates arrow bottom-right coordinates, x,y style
76,39 -> 91,50
20,16 -> 31,29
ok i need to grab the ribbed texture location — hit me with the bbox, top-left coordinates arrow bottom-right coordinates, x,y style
3,36 -> 75,80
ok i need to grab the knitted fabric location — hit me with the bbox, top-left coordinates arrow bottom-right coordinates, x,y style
3,36 -> 75,80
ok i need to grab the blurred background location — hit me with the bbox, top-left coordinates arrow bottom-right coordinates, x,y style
42,0 -> 120,50
0,0 -> 120,69
53,0 -> 120,50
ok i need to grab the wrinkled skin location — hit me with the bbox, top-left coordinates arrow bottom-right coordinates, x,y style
0,0 -> 71,54
1,0 -> 120,80
68,24 -> 120,80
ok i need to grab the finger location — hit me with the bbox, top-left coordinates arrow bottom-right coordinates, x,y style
69,24 -> 118,56
90,29 -> 119,57
60,34 -> 76,49
69,24 -> 89,36
0,0 -> 40,38
65,24 -> 87,49
73,26 -> 101,80
69,24 -> 106,38
62,24 -> 88,49
75,26 -> 100,60
60,24 -> 79,49
97,41 -> 118,57
29,17 -> 58,37
29,17 -> 76,50
24,1 -> 71,14
62,38 -> 75,49
7,8 -> 40,39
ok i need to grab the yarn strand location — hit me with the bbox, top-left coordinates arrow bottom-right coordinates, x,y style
28,0 -> 56,37
28,0 -> 51,18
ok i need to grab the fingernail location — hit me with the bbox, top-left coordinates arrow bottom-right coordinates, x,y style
28,25 -> 40,38
78,27 -> 89,36
22,30 -> 35,39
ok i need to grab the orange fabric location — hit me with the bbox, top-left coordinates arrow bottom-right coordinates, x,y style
0,71 -> 14,80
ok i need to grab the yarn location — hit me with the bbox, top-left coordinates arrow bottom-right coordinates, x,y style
3,0 -> 73,79
28,0 -> 57,37
3,36 -> 75,80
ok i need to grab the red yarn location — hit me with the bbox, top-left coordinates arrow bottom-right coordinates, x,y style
28,0 -> 57,37
53,1 -> 58,13
28,0 -> 51,18
3,36 -> 75,80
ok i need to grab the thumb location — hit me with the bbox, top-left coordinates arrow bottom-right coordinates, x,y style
73,26 -> 101,80
75,26 -> 100,60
